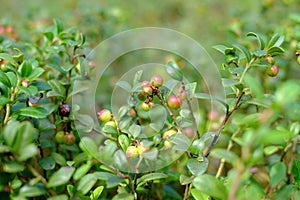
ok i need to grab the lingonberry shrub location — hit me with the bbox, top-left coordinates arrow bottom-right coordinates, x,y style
0,13 -> 300,200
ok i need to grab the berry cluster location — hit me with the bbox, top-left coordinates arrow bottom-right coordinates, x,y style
265,56 -> 279,77
97,70 -> 196,159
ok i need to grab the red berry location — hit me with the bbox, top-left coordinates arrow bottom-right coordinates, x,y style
167,96 -> 182,109
150,75 -> 163,87
65,133 -> 76,145
128,108 -> 137,117
98,109 -> 112,122
266,65 -> 279,77
183,128 -> 194,137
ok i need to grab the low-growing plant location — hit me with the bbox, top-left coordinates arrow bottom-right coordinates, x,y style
0,17 -> 300,200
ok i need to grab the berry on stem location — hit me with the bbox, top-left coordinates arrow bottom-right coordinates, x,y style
126,146 -> 139,158
150,75 -> 163,87
266,65 -> 279,77
98,109 -> 112,122
167,96 -> 182,110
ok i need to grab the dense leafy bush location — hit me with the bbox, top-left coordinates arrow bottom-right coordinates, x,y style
1,1 -> 300,200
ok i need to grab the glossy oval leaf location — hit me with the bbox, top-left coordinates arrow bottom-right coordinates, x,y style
166,61 -> 183,81
47,166 -> 75,188
193,174 -> 228,199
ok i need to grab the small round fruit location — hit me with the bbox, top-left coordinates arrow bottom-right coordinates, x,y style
141,101 -> 151,111
142,80 -> 151,88
137,142 -> 149,154
55,131 -> 66,144
163,140 -> 173,149
142,86 -> 153,95
65,133 -> 76,145
59,102 -> 71,117
128,108 -> 137,117
150,75 -> 163,87
98,109 -> 112,122
183,128 -> 194,137
104,120 -> 117,128
126,146 -> 139,158
265,56 -> 274,64
266,65 -> 279,77
163,129 -> 177,139
167,96 -> 182,109
297,55 -> 300,65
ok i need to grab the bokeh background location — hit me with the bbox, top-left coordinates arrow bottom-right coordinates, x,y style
1,0 -> 300,109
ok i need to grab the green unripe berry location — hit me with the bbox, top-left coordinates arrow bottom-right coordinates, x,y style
55,131 -> 66,144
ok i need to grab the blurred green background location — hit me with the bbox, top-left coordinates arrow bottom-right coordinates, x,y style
1,0 -> 296,50
1,0 -> 300,107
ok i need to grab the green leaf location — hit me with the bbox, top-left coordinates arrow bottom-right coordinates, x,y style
27,68 -> 45,81
264,146 -> 281,156
18,144 -> 38,161
233,43 -> 251,62
137,173 -> 167,187
38,157 -> 56,170
270,162 -> 287,187
185,82 -> 197,99
210,148 -> 239,164
73,163 -> 92,181
6,71 -> 17,87
74,114 -> 94,133
54,18 -> 63,34
112,193 -> 135,200
47,195 -> 68,200
193,174 -> 228,199
179,175 -> 193,185
0,96 -> 11,106
166,61 -> 183,81
274,80 -> 300,106
47,166 -> 75,188
116,81 -> 132,93
191,189 -> 209,200
133,70 -> 143,86
268,34 -> 284,48
79,137 -> 99,158
187,157 -> 209,176
267,46 -> 285,56
212,45 -> 228,54
128,123 -> 141,138
0,70 -> 11,87
30,81 -> 52,91
118,134 -> 130,151
244,74 -> 264,98
292,160 -> 300,187
247,32 -> 265,50
93,172 -> 124,188
18,107 -> 49,119
47,79 -> 66,98
0,53 -> 17,66
3,161 -> 25,173
19,185 -> 47,197
19,61 -> 32,78
194,93 -> 211,100
51,152 -> 66,166
77,174 -> 98,195
90,186 -> 104,200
